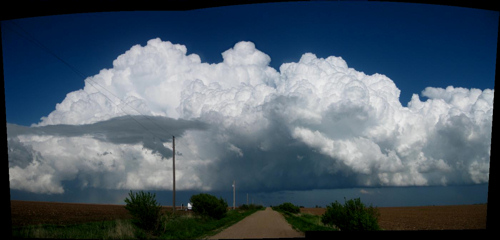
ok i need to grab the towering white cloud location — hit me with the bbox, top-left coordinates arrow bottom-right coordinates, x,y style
7,38 -> 494,194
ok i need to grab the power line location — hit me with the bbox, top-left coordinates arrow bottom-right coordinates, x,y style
4,21 -> 180,140
4,22 -> 210,201
4,21 -> 88,80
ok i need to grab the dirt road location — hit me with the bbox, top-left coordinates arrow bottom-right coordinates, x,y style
207,207 -> 304,239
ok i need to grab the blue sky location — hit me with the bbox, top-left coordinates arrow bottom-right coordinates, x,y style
3,1 -> 498,207
3,2 -> 497,126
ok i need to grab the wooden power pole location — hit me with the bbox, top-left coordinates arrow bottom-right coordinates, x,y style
233,180 -> 235,210
173,136 -> 176,213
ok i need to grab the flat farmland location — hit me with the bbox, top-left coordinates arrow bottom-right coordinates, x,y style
301,204 -> 488,230
10,200 -> 189,227
11,200 -> 487,230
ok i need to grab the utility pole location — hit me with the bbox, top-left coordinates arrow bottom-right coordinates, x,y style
232,180 -> 235,210
247,193 -> 248,205
173,136 -> 176,213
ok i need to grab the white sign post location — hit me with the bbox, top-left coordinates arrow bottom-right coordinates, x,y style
232,180 -> 235,210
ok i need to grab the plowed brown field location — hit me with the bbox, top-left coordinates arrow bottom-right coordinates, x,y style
10,200 -> 487,230
301,204 -> 488,230
9,200 -> 187,227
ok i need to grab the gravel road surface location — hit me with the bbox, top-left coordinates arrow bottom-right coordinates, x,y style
207,207 -> 304,239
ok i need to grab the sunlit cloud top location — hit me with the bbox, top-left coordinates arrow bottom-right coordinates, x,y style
7,38 -> 494,194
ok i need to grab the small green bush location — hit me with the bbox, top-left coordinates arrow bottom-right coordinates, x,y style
272,202 -> 300,214
190,193 -> 228,220
321,197 -> 381,231
239,204 -> 264,211
124,190 -> 163,231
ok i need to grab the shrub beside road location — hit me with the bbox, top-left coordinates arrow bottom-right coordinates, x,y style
272,202 -> 300,214
321,197 -> 380,231
273,198 -> 381,231
190,193 -> 229,220
124,190 -> 163,231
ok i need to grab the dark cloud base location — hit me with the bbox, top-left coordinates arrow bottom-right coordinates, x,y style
9,184 -> 489,208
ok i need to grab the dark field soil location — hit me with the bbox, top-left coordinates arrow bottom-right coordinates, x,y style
301,204 -> 488,230
10,200 -> 187,227
11,200 -> 487,230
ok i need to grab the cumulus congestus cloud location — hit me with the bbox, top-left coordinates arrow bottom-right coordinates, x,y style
7,38 -> 493,194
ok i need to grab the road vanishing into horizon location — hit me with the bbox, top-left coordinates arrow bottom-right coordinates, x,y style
207,207 -> 304,239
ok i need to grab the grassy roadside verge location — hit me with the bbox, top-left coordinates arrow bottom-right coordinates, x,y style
12,219 -> 136,239
275,210 -> 338,232
12,208 -> 263,239
158,208 -> 263,239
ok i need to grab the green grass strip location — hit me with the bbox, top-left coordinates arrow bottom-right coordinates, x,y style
277,210 -> 338,232
159,208 -> 263,239
12,219 -> 136,239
